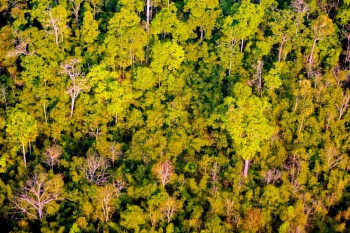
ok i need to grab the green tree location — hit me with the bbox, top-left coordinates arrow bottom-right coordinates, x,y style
224,83 -> 273,177
6,110 -> 38,167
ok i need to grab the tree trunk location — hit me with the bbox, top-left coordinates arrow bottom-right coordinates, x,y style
308,39 -> 317,66
38,205 -> 43,220
240,39 -> 244,52
146,0 -> 150,33
229,60 -> 232,76
243,159 -> 249,178
200,26 -> 204,41
299,115 -> 305,132
70,98 -> 75,118
278,36 -> 286,62
43,101 -> 47,123
54,29 -> 59,47
22,142 -> 26,167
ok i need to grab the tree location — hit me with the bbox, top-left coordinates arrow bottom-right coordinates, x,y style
81,10 -> 99,44
150,41 -> 184,86
120,205 -> 147,232
44,6 -> 69,47
161,196 -> 179,223
307,15 -> 336,76
61,58 -> 89,118
103,8 -> 147,70
151,3 -> 191,42
92,181 -> 126,222
70,0 -> 83,23
224,83 -> 273,177
81,153 -> 111,185
12,172 -> 64,220
184,0 -> 221,40
154,160 -> 174,188
6,110 -> 38,167
44,144 -> 62,169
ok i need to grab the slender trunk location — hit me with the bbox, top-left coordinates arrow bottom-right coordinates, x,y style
308,39 -> 317,65
294,97 -> 299,112
70,98 -> 75,118
229,60 -> 232,76
299,115 -> 305,132
55,30 -> 59,47
22,142 -> 26,167
200,26 -> 204,40
43,100 -> 47,123
278,36 -> 286,62
258,72 -> 262,92
93,5 -> 96,18
115,113 -> 118,125
146,0 -> 150,33
240,39 -> 244,52
243,159 -> 249,178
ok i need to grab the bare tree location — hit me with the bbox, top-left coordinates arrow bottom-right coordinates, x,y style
12,173 -> 64,220
155,160 -> 174,188
81,153 -> 111,185
291,0 -> 309,13
325,144 -> 344,170
61,58 -> 88,117
264,168 -> 282,185
44,144 -> 62,169
161,197 -> 178,223
93,184 -> 116,222
114,178 -> 126,198
47,10 -> 60,47
110,142 -> 123,166
337,91 -> 350,120
343,30 -> 350,64
7,37 -> 32,57
225,199 -> 240,229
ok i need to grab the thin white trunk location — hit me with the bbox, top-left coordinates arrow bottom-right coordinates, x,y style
70,98 -> 75,118
146,0 -> 150,33
22,142 -> 26,167
278,36 -> 286,62
243,159 -> 249,178
294,97 -> 299,112
308,39 -> 317,66
43,101 -> 47,123
240,39 -> 244,52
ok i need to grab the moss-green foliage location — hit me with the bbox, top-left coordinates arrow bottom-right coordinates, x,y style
0,0 -> 349,232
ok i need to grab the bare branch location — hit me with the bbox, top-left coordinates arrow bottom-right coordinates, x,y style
11,173 -> 64,220
155,160 -> 174,188
81,153 -> 111,185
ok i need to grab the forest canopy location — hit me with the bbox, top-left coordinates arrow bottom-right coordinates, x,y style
0,0 -> 349,232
